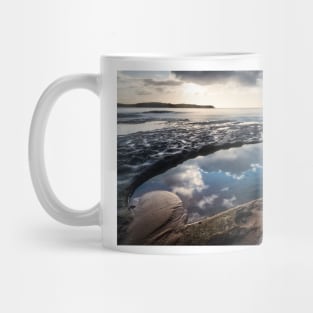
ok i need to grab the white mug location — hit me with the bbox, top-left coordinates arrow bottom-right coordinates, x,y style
29,53 -> 263,254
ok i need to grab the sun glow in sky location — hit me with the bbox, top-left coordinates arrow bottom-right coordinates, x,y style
117,71 -> 262,108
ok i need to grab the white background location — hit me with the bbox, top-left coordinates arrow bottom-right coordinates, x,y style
0,0 -> 312,312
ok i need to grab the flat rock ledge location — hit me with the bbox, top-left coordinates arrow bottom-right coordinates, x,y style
179,198 -> 262,245
119,191 -> 262,245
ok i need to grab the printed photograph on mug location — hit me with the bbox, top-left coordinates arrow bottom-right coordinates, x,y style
117,70 -> 263,245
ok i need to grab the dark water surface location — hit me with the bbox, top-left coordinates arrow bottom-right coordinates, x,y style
131,143 -> 262,222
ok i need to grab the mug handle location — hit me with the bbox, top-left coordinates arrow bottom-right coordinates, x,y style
29,74 -> 101,226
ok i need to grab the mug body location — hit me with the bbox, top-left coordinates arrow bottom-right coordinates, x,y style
100,54 -> 263,254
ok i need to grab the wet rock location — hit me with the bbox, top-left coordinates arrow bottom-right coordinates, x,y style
179,198 -> 262,245
118,120 -> 262,210
119,191 -> 262,245
122,191 -> 188,245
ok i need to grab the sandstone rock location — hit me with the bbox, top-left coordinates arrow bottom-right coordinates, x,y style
179,198 -> 262,245
121,190 -> 262,245
124,191 -> 187,245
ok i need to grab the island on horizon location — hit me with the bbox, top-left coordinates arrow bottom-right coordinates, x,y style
117,102 -> 215,109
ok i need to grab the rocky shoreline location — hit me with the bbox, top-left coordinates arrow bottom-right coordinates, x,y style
179,198 -> 262,245
118,119 -> 262,211
119,190 -> 262,245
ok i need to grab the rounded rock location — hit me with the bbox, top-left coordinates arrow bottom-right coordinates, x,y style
126,190 -> 187,245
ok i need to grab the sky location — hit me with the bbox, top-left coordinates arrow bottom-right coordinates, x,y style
117,70 -> 262,108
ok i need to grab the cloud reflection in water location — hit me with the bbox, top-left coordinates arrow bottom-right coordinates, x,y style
132,143 -> 262,222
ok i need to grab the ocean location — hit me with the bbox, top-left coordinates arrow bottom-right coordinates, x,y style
117,107 -> 262,135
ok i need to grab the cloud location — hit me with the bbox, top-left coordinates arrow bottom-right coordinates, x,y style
118,74 -> 183,99
171,186 -> 194,198
142,78 -> 183,87
221,187 -> 230,192
155,87 -> 164,92
196,143 -> 262,175
169,164 -> 209,199
250,163 -> 262,172
225,171 -> 245,180
198,194 -> 218,210
171,71 -> 262,86
222,196 -> 237,208
135,90 -> 152,96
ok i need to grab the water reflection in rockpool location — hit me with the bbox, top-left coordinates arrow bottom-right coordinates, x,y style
131,143 -> 262,222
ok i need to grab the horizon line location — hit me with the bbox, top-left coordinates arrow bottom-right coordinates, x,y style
117,102 -> 261,108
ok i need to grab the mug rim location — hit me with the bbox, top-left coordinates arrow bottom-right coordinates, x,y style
101,52 -> 260,60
